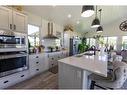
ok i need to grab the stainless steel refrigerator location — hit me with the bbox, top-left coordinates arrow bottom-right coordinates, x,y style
69,38 -> 81,56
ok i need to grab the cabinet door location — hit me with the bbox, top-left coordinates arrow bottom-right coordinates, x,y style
44,54 -> 49,71
0,7 -> 12,30
38,54 -> 45,72
13,11 -> 27,33
29,55 -> 39,76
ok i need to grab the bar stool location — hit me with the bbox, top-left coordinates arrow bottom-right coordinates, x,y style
89,61 -> 127,89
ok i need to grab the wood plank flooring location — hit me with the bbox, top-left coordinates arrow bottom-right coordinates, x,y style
7,71 -> 58,89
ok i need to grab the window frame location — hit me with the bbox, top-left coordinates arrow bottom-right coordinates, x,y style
28,24 -> 40,47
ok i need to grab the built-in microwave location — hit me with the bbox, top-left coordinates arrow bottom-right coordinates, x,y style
0,30 -> 27,52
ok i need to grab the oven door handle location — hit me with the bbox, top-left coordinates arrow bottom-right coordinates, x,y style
0,54 -> 28,60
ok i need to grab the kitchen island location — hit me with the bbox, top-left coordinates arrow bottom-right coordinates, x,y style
58,51 -> 108,89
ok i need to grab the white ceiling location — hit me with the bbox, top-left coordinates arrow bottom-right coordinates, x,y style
23,6 -> 127,33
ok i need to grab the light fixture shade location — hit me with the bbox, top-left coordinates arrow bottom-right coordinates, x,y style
91,18 -> 100,28
81,6 -> 94,17
96,26 -> 103,33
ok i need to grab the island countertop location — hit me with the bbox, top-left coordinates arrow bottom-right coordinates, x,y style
58,51 -> 108,77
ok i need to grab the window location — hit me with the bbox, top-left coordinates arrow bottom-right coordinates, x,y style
28,24 -> 40,47
107,37 -> 117,50
86,36 -> 117,50
98,37 -> 108,49
86,38 -> 90,45
122,36 -> 127,50
89,38 -> 96,47
55,39 -> 61,47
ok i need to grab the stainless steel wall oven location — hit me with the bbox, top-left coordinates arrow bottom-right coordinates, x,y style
0,51 -> 29,77
0,30 -> 28,77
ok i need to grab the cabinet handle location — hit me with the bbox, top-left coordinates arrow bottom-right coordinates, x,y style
4,80 -> 9,84
10,24 -> 12,30
20,75 -> 25,77
14,24 -> 16,30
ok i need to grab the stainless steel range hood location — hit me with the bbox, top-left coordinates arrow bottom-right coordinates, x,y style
43,22 -> 59,39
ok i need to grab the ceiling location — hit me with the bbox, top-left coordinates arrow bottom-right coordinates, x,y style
23,6 -> 127,33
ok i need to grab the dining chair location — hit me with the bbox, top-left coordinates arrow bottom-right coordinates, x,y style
121,50 -> 127,63
89,61 -> 127,89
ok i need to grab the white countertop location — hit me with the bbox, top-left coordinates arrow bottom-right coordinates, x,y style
58,51 -> 108,77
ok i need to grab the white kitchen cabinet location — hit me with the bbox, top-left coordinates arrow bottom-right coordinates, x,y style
13,11 -> 27,33
0,6 -> 27,33
29,54 -> 40,77
61,51 -> 69,58
48,52 -> 61,69
0,70 -> 30,89
38,53 -> 48,72
43,54 -> 49,71
29,53 -> 49,77
0,7 -> 12,30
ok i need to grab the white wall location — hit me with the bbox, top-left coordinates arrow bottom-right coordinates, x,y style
85,16 -> 127,50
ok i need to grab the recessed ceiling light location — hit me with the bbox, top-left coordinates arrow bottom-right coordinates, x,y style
68,14 -> 72,18
76,21 -> 80,24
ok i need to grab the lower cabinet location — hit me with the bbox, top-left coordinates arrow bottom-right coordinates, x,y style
48,51 -> 69,69
0,70 -> 30,89
29,53 -> 48,77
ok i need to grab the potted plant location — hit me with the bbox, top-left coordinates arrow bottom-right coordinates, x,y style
78,37 -> 90,53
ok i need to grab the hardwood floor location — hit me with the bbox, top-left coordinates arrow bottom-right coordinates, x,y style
7,71 -> 58,89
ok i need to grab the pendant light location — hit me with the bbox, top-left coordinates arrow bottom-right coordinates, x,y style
96,9 -> 103,33
81,5 -> 95,17
91,6 -> 100,28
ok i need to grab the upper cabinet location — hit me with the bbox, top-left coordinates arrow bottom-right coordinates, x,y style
0,7 -> 12,30
0,7 -> 27,33
13,11 -> 27,33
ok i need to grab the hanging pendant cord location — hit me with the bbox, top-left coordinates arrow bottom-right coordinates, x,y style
99,9 -> 102,24
95,6 -> 97,18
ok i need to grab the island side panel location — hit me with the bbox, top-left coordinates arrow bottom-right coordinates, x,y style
82,70 -> 92,89
58,62 -> 83,89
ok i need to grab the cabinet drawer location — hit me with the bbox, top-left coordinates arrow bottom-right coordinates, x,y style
0,70 -> 29,89
29,66 -> 42,77
0,76 -> 15,89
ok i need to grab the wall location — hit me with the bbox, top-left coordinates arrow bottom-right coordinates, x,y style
85,16 -> 127,50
